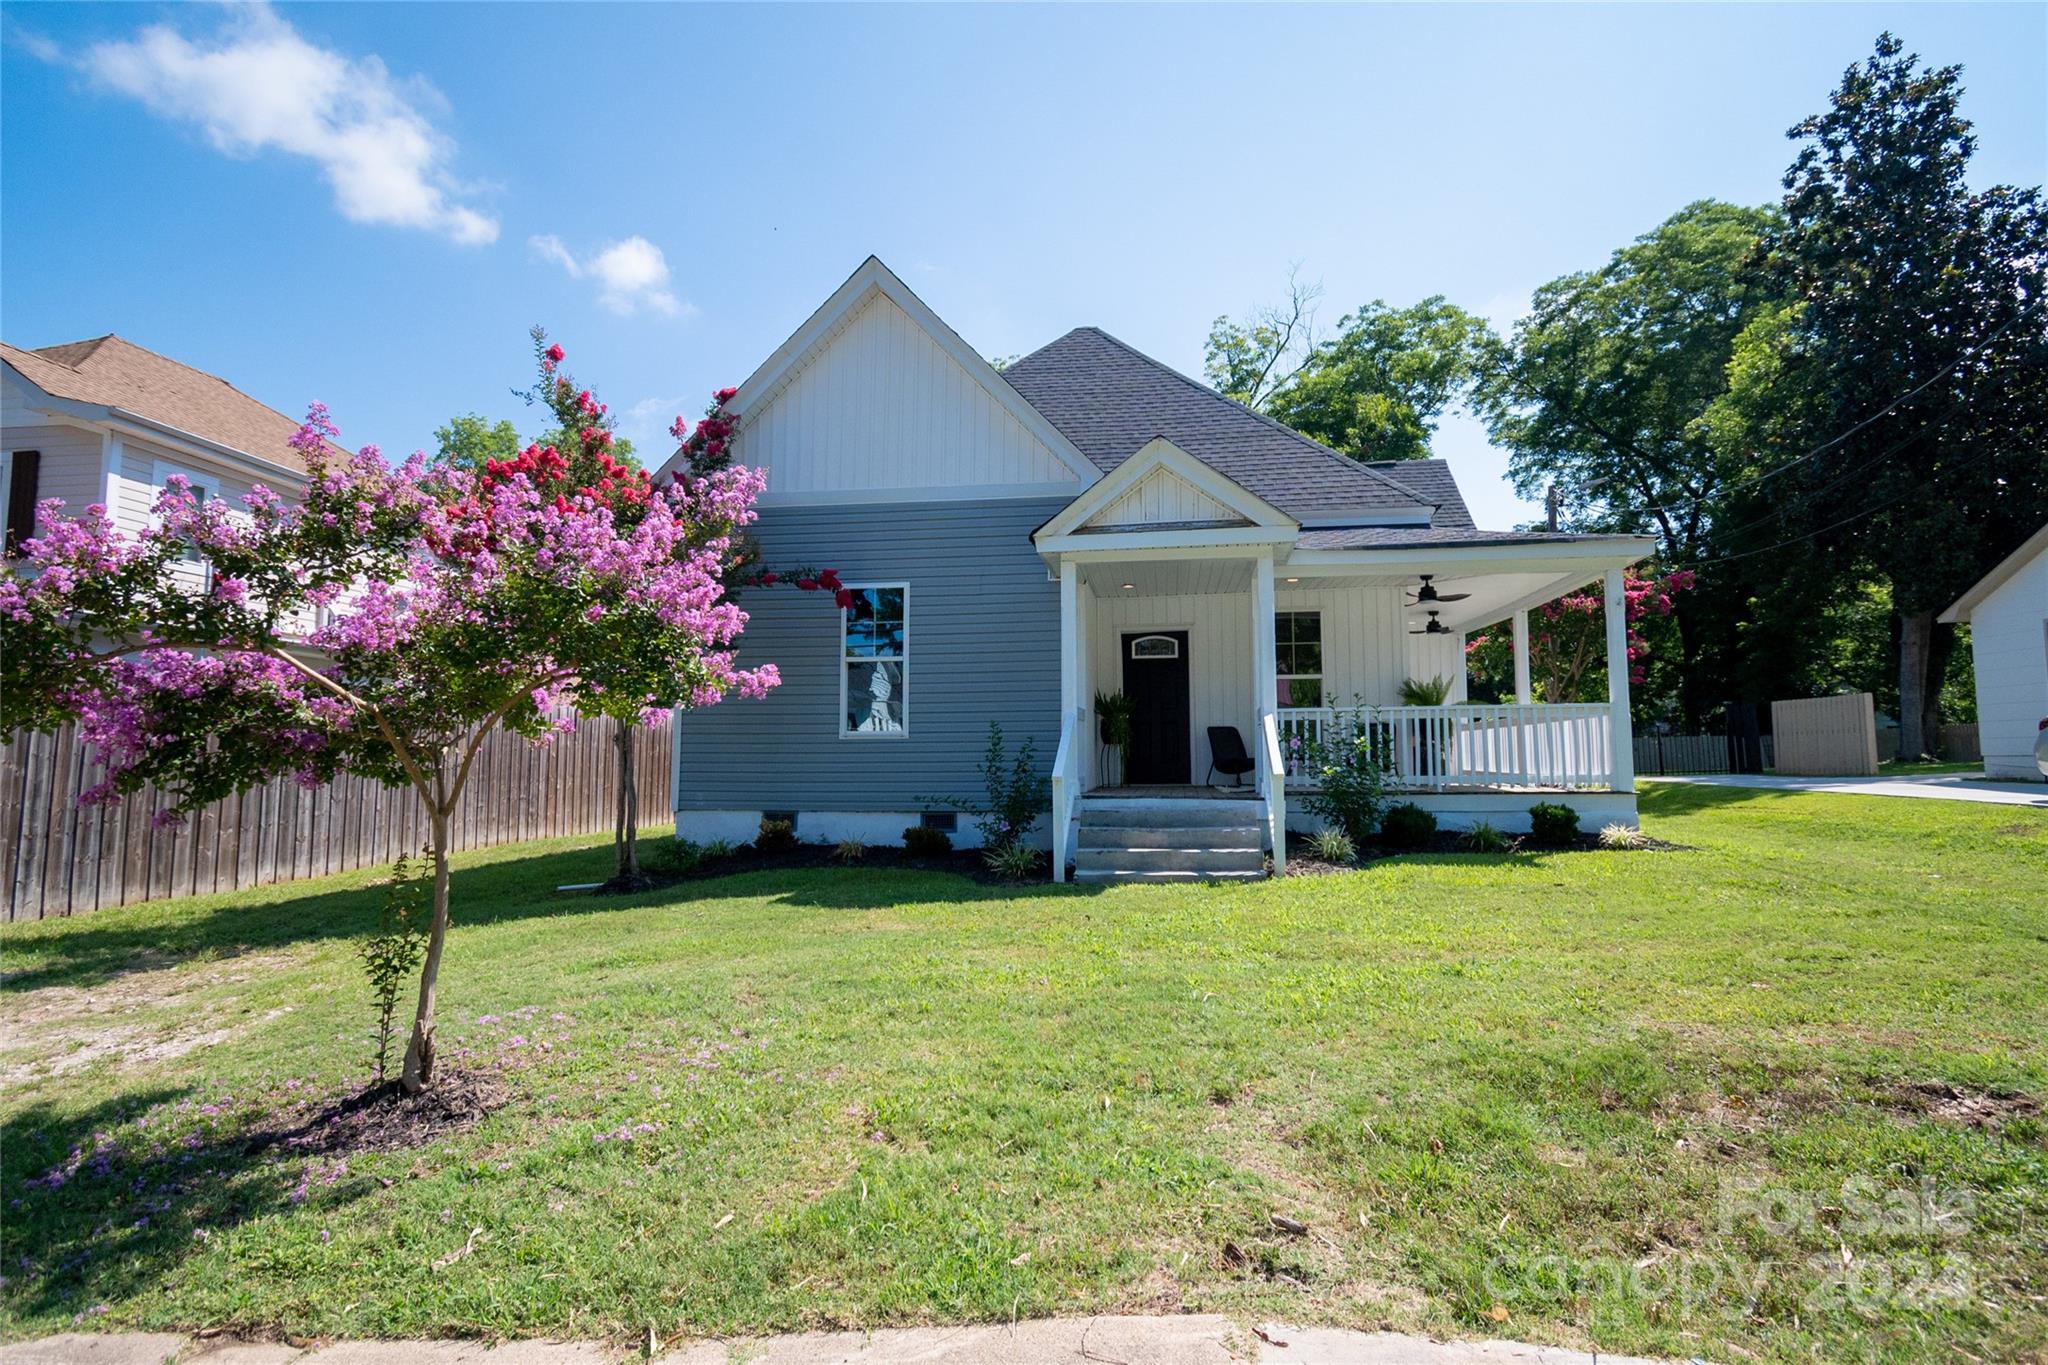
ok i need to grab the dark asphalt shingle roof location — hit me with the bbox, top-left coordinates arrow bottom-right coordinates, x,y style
1002,327 -> 1430,521
1295,527 -> 1638,550
1361,458 -> 1476,531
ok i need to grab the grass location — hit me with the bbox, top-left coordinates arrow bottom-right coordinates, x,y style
2,787 -> 2044,1363
1875,759 -> 1985,777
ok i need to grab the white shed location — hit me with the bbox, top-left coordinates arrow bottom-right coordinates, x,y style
1941,523 -> 2048,782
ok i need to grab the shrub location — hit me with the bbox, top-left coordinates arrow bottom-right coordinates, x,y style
755,818 -> 798,852
1307,826 -> 1357,863
1598,822 -> 1647,850
921,721 -> 1049,853
984,840 -> 1041,882
359,854 -> 428,1085
1380,802 -> 1438,850
902,825 -> 953,858
701,838 -> 737,860
833,838 -> 867,864
1528,802 -> 1580,845
1300,707 -> 1395,846
644,838 -> 702,877
1462,820 -> 1512,854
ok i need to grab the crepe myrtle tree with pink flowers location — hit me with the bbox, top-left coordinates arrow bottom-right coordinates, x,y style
0,350 -> 781,1095
1466,567 -> 1695,723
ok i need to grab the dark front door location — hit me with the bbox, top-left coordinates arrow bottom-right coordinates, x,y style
1121,631 -> 1191,784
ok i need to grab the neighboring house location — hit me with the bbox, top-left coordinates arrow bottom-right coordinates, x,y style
660,258 -> 1652,879
1940,522 -> 2048,782
2,335 -> 309,569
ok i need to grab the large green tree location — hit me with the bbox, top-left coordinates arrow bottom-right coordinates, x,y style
1746,33 -> 2047,758
1473,200 -> 1785,723
1206,283 -> 1491,461
1265,298 -> 1493,462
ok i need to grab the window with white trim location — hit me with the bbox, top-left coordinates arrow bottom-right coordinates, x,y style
841,585 -> 907,736
152,460 -> 212,564
1276,611 -> 1322,707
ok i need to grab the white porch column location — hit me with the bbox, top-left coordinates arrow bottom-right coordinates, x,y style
1058,559 -> 1081,720
1603,567 -> 1636,792
1512,609 -> 1532,705
1252,553 -> 1277,716
1073,569 -> 1093,788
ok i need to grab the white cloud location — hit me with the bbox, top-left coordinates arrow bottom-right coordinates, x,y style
621,394 -> 688,455
530,233 -> 689,317
69,4 -> 496,245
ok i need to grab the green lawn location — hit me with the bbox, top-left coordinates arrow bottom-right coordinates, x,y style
3,787 -> 2044,1363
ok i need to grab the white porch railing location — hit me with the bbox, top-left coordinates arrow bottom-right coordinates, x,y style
1256,709 -> 1286,874
1049,706 -> 1081,882
1276,703 -> 1616,791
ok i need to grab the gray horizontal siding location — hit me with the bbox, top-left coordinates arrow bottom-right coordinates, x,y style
676,498 -> 1067,811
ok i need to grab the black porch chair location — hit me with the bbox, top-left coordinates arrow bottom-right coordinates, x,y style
1206,726 -> 1255,787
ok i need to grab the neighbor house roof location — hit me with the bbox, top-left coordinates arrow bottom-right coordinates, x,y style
2,335 -> 308,474
1939,521 -> 2048,623
1002,327 -> 1432,522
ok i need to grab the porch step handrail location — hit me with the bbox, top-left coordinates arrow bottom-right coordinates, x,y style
1257,709 -> 1287,874
1277,703 -> 1615,791
1050,706 -> 1080,882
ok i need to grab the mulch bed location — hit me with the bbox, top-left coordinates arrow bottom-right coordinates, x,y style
246,1067 -> 517,1157
1283,828 -> 1688,876
616,842 -> 1021,891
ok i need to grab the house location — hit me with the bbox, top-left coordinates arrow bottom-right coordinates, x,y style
2,335 -> 310,562
659,258 -> 1653,879
1939,522 -> 2048,782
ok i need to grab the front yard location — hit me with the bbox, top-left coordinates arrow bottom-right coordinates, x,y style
2,786 -> 2043,1363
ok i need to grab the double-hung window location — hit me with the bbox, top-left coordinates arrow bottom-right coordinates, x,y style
1275,610 -> 1323,706
841,585 -> 907,736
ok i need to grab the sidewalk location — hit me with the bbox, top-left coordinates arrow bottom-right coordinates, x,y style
1649,772 -> 2048,807
0,1317 -> 1687,1365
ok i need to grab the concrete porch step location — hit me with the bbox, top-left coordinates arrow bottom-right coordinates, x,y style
1078,824 -> 1262,850
1079,798 -> 1260,828
1075,846 -> 1265,874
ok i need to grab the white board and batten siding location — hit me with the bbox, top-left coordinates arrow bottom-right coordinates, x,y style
1083,466 -> 1242,529
1965,541 -> 2048,780
1082,583 -> 1466,770
742,292 -> 1084,501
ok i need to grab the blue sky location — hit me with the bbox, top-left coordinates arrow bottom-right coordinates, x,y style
4,3 -> 2042,529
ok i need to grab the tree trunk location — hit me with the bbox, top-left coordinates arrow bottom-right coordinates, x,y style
614,721 -> 639,880
1896,607 -> 1937,762
399,807 -> 452,1094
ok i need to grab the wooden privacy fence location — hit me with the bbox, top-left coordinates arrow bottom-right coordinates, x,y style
2,715 -> 671,921
1771,692 -> 1879,776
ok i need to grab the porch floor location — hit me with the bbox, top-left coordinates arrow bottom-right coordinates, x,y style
1087,784 -> 1261,800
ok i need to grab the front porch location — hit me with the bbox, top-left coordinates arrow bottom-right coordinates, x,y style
1044,545 -> 1647,879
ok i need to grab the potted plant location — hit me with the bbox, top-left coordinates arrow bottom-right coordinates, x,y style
1095,690 -> 1134,786
1398,675 -> 1455,781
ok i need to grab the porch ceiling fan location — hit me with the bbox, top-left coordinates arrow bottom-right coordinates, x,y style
1409,610 -> 1453,636
1408,574 -> 1470,605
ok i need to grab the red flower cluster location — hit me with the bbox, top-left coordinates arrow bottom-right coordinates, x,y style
581,449 -> 653,507
543,343 -> 566,370
481,443 -> 570,490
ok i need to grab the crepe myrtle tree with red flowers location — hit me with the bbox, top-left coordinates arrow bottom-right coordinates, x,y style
1466,568 -> 1695,722
0,352 -> 780,1094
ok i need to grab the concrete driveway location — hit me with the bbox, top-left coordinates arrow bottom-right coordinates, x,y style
1649,772 -> 2048,807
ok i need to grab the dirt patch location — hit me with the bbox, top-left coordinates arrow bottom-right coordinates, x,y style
246,1068 -> 517,1157
0,951 -> 296,1085
1892,1081 -> 2040,1131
